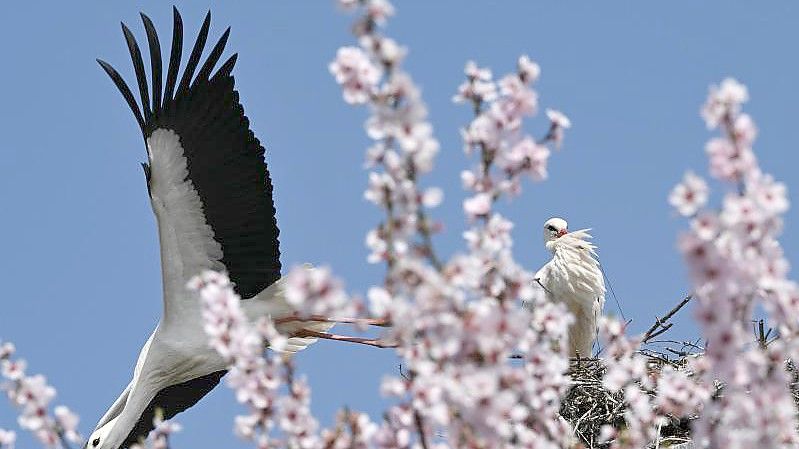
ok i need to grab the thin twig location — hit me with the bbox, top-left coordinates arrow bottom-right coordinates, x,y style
641,294 -> 693,344
414,410 -> 430,449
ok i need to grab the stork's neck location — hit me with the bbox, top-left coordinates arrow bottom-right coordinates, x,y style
104,329 -> 161,449
104,377 -> 159,449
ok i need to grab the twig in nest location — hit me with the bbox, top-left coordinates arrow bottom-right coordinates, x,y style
641,294 -> 693,344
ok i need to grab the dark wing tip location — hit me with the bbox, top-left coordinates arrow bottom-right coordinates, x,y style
176,9 -> 212,98
194,26 -> 231,86
121,20 -> 152,122
97,58 -> 146,132
120,20 -> 132,36
211,53 -> 238,82
140,12 -> 163,115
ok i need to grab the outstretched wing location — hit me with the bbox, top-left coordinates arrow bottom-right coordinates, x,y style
97,9 -> 281,316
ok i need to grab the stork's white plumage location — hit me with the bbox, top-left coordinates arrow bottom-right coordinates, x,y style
92,9 -> 334,449
532,218 -> 605,357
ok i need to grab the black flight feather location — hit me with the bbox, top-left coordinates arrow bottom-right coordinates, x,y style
193,27 -> 230,87
140,13 -> 162,114
211,53 -> 238,83
121,23 -> 151,123
96,59 -> 145,131
176,11 -> 210,99
163,7 -> 183,103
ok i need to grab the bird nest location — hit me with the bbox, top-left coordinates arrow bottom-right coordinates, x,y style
562,354 -> 799,449
560,354 -> 696,449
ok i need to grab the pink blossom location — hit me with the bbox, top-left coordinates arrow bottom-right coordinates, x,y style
453,61 -> 497,104
284,265 -> 353,321
545,108 -> 571,129
655,365 -> 709,417
1,359 -> 26,381
733,113 -> 757,146
365,0 -> 394,25
463,193 -> 491,219
54,406 -> 81,444
0,340 -> 82,448
497,75 -> 537,126
705,137 -> 758,182
751,174 -> 789,215
701,77 -> 749,128
0,430 -> 15,449
359,35 -> 405,66
691,210 -> 720,241
517,54 -> 540,83
329,46 -> 381,104
0,343 -> 14,360
421,187 -> 443,208
332,4 -> 575,448
669,170 -> 709,216
499,137 -> 551,181
675,78 -> 799,448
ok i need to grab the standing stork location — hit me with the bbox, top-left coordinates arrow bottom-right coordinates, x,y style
531,217 -> 605,357
90,8 -> 357,449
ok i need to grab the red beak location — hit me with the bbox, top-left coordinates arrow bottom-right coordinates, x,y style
557,229 -> 568,237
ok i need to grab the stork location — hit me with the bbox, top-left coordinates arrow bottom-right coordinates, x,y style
91,9 -> 375,449
531,218 -> 605,357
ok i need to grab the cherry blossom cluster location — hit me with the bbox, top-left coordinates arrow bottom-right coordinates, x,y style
328,1 -> 584,446
456,57 -> 569,214
329,0 -> 442,273
191,269 -> 422,449
596,318 -> 710,448
0,341 -> 82,449
189,271 -> 292,448
284,265 -> 357,320
669,78 -> 799,447
319,410 -> 377,448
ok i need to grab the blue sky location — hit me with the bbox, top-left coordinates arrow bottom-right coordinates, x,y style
1,2 -> 798,448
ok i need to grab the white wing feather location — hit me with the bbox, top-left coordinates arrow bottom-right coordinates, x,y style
147,129 -> 225,324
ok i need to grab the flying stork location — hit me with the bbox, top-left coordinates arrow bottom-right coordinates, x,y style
90,9 -> 367,449
531,217 -> 605,357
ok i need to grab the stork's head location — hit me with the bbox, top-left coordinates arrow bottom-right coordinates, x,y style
86,417 -> 119,449
543,217 -> 568,245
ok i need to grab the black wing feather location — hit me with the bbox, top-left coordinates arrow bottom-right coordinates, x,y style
122,371 -> 226,448
193,27 -> 230,87
211,53 -> 238,83
96,59 -> 145,131
176,11 -> 211,100
98,8 -> 282,298
121,23 -> 151,123
163,7 -> 183,104
140,13 -> 162,113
